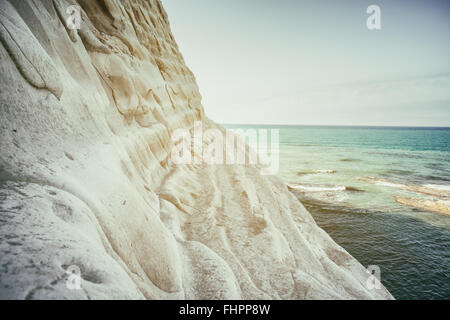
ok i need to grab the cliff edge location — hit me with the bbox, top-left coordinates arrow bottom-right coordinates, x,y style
0,0 -> 392,299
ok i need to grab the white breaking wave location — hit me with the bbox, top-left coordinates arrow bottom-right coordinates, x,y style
424,184 -> 450,192
359,177 -> 450,199
297,169 -> 336,175
288,184 -> 346,192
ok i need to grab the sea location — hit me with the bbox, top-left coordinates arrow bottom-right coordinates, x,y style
224,124 -> 450,300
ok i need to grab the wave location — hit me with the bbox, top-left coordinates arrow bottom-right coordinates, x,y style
288,184 -> 364,193
358,177 -> 450,199
288,184 -> 345,192
358,177 -> 450,216
297,169 -> 336,176
288,184 -> 351,203
424,184 -> 450,192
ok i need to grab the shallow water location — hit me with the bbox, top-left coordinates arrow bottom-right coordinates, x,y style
225,124 -> 450,299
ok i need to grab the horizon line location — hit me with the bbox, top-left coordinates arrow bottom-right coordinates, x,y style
220,123 -> 450,129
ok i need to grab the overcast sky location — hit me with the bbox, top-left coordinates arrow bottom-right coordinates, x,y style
163,0 -> 450,126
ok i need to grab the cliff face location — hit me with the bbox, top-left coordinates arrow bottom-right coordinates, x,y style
0,0 -> 392,299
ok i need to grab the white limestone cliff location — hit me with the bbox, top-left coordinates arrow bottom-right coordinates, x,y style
0,0 -> 393,299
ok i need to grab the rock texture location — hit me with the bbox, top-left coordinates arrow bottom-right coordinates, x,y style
0,0 -> 392,299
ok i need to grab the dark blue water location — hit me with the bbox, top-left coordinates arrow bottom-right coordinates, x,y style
296,197 -> 450,300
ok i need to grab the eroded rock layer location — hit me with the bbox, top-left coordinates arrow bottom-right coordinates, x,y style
0,0 -> 392,299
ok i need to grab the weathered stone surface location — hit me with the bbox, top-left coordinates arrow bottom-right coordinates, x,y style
0,0 -> 392,300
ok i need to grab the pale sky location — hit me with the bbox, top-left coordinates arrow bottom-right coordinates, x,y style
163,0 -> 450,126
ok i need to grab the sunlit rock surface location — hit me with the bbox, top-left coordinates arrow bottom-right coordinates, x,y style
0,0 -> 393,300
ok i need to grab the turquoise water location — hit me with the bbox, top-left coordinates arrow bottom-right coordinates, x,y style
225,125 -> 450,300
